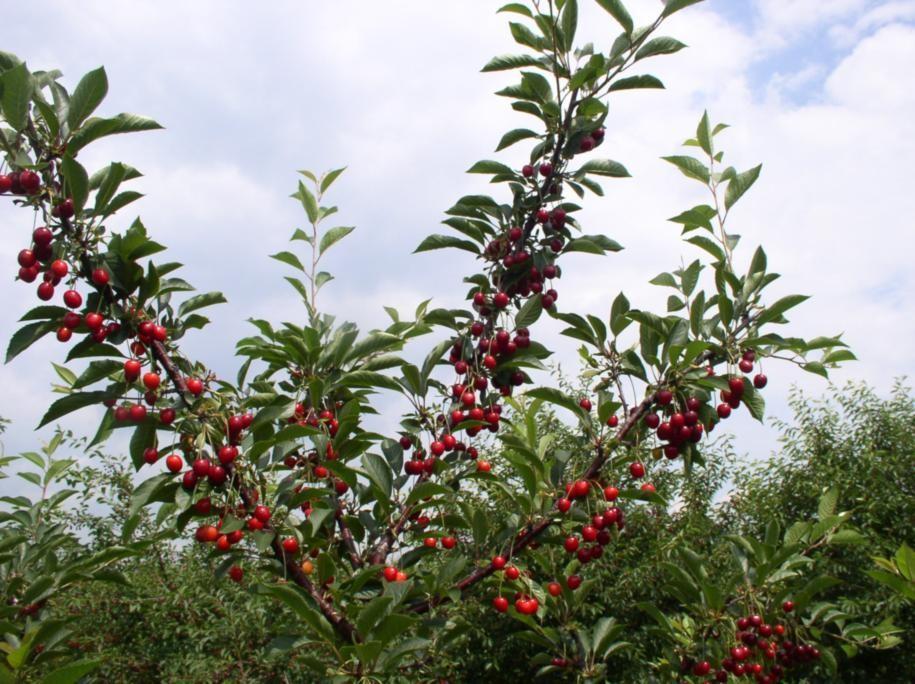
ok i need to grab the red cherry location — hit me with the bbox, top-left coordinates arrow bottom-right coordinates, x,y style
754,373 -> 768,389
18,249 -> 37,268
547,581 -> 562,597
153,325 -> 167,342
0,174 -> 11,193
492,555 -> 507,570
493,292 -> 509,308
441,536 -> 457,549
49,259 -> 68,278
18,266 -> 39,282
165,454 -> 183,473
504,566 -> 520,580
423,537 -> 437,549
556,498 -> 572,513
192,458 -> 211,478
85,312 -> 104,331
160,408 -> 176,425
492,596 -> 509,613
564,536 -> 580,553
91,268 -> 110,286
476,460 -> 491,473
254,505 -> 271,523
603,486 -> 619,502
143,372 -> 160,390
738,359 -> 753,373
129,404 -> 147,422
61,290 -> 83,311
521,165 -> 534,178
55,198 -> 74,218
539,162 -> 553,176
282,537 -> 300,554
37,282 -> 54,301
581,525 -> 598,542
566,575 -> 582,590
578,397 -> 592,411
228,565 -> 244,583
629,461 -> 645,478
728,377 -> 745,396
56,327 -> 72,342
717,403 -> 732,419
218,445 -> 238,464
571,480 -> 589,498
19,170 -> 41,193
186,378 -> 204,396
606,415 -> 619,428
143,447 -> 159,464
782,600 -> 794,613
208,465 -> 227,486
641,482 -> 656,493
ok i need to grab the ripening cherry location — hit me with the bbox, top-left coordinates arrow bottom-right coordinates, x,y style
492,555 -> 507,570
114,406 -> 129,422
504,566 -> 520,580
423,537 -> 437,549
143,447 -> 159,465
182,471 -> 198,490
63,312 -> 81,329
492,596 -> 509,613
629,461 -> 645,478
754,373 -> 768,389
383,566 -> 399,582
566,575 -> 582,591
0,174 -> 11,193
37,282 -> 54,301
641,482 -> 656,493
282,537 -> 300,555
84,312 -> 104,331
476,460 -> 491,473
143,372 -> 161,390
692,661 -> 711,676
56,327 -> 72,342
208,465 -> 227,486
254,505 -> 271,523
441,536 -> 457,549
129,404 -> 147,422
160,408 -> 176,425
564,536 -> 580,553
603,486 -> 619,502
186,378 -> 204,396
515,597 -> 539,615
18,266 -> 38,282
547,582 -> 562,597
556,497 -> 572,513
228,565 -> 244,583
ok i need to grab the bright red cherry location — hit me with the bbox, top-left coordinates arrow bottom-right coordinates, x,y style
143,447 -> 159,465
754,373 -> 768,389
55,198 -> 74,218
603,486 -> 619,502
738,359 -> 753,373
186,378 -> 204,396
254,505 -> 271,523
716,403 -> 732,419
606,415 -> 618,428
85,312 -> 104,331
129,404 -> 147,422
493,292 -> 509,308
423,537 -> 437,549
476,460 -> 491,473
282,537 -> 300,554
143,372 -> 160,390
629,461 -> 645,478
160,408 -> 176,425
228,565 -> 244,583
556,498 -> 572,513
504,566 -> 520,580
56,327 -> 72,342
492,555 -> 507,570
165,454 -> 183,473
17,249 -> 36,268
782,600 -> 794,613
571,480 -> 589,498
383,566 -> 399,582
728,377 -> 745,396
19,170 -> 41,193
0,174 -> 11,193
547,581 -> 562,597
566,575 -> 582,591
124,359 -> 141,381
218,445 -> 238,464
492,596 -> 509,613
49,259 -> 68,278
62,290 -> 83,309
37,282 -> 54,301
578,397 -> 592,411
441,536 -> 457,549
91,268 -> 110,286
539,162 -> 553,176
564,536 -> 580,553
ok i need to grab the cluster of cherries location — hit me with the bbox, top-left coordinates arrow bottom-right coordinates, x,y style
681,603 -> 821,683
0,169 -> 42,196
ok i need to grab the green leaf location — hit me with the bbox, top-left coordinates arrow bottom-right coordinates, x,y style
635,37 -> 687,61
578,159 -> 630,177
696,111 -> 712,155
69,113 -> 163,153
320,167 -> 346,193
525,387 -> 583,418
38,391 -> 109,428
509,22 -> 543,50
258,584 -> 336,643
515,295 -> 543,328
467,160 -> 514,175
61,155 -> 89,212
496,128 -> 539,151
482,54 -> 543,72
662,155 -> 709,183
67,66 -> 108,130
414,234 -> 481,254
756,294 -> 808,326
319,226 -> 355,255
560,0 -> 578,51
595,0 -> 633,34
6,320 -> 57,363
362,452 -> 393,499
177,291 -> 227,318
610,292 -> 630,336
662,0 -> 705,17
295,181 -> 320,224
93,162 -> 126,214
270,251 -> 306,272
40,659 -> 102,684
818,487 -> 839,519
724,164 -> 762,210
1,62 -> 32,131
608,75 -> 664,92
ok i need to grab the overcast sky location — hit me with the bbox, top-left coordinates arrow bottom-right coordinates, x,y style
1,1 -> 913,479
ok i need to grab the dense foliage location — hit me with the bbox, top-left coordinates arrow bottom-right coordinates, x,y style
1,1 -> 909,682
